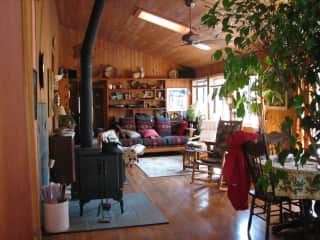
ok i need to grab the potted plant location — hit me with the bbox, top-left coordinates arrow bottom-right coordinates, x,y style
186,104 -> 197,124
201,0 -> 320,187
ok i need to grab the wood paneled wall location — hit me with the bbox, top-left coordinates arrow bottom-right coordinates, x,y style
265,107 -> 297,133
0,1 -> 34,239
35,0 -> 61,132
195,61 -> 224,78
58,26 -> 179,78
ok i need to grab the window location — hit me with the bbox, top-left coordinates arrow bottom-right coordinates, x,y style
191,75 -> 259,128
192,78 -> 208,119
192,76 -> 229,120
238,76 -> 259,128
208,77 -> 229,121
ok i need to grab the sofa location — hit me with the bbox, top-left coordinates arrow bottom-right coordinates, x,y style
115,115 -> 189,153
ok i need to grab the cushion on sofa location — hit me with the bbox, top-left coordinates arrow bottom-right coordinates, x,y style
171,120 -> 188,135
119,117 -> 135,131
120,137 -> 143,147
139,129 -> 159,138
155,118 -> 172,136
122,129 -> 141,138
176,121 -> 188,136
143,137 -> 167,147
164,135 -> 189,145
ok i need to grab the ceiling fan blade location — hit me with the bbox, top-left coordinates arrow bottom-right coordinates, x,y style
192,43 -> 212,51
198,39 -> 225,45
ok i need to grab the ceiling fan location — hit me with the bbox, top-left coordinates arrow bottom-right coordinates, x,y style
181,0 -> 223,50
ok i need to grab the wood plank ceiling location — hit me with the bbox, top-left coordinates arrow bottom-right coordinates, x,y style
55,0 -> 226,68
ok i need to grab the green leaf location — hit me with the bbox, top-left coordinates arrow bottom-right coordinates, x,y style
289,135 -> 297,149
263,160 -> 272,173
272,169 -> 288,186
278,150 -> 290,165
213,50 -> 223,61
265,56 -> 272,66
222,0 -> 233,8
211,88 -> 218,100
225,34 -> 232,45
257,174 -> 269,193
236,102 -> 245,118
301,116 -> 313,130
224,47 -> 232,56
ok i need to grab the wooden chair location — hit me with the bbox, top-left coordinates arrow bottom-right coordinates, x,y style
187,119 -> 218,150
243,137 -> 300,240
191,120 -> 242,188
265,131 -> 289,156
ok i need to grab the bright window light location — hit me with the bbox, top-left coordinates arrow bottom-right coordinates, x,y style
135,9 -> 189,34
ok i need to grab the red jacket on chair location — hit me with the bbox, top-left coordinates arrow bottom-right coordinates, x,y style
222,130 -> 258,210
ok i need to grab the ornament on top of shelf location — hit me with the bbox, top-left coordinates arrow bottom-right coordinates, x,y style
132,72 -> 140,79
140,67 -> 145,78
104,64 -> 117,78
168,69 -> 178,78
132,67 -> 145,79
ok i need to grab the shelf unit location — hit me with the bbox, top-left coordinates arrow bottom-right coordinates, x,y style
106,78 -> 167,127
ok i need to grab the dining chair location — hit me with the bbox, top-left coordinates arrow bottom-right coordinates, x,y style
243,137 -> 300,240
265,131 -> 290,156
190,119 -> 242,189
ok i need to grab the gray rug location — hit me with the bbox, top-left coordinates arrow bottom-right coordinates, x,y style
136,155 -> 222,178
46,193 -> 168,234
136,155 -> 192,178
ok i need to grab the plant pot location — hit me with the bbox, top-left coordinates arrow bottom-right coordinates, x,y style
43,200 -> 69,233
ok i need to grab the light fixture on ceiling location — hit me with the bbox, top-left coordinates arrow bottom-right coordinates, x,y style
135,8 -> 189,34
193,43 -> 211,51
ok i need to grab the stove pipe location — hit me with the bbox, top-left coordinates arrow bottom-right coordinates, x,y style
80,0 -> 105,148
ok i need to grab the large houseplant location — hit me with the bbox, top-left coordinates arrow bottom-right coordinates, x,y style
202,0 -> 320,188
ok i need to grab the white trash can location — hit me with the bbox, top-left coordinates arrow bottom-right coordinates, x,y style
44,200 -> 69,233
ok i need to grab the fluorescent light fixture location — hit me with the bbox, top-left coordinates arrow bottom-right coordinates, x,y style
193,43 -> 211,51
135,9 -> 189,34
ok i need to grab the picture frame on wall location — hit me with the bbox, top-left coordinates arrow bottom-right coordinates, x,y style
166,88 -> 188,112
267,90 -> 287,109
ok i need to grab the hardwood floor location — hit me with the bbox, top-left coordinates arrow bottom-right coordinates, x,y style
43,164 -> 298,240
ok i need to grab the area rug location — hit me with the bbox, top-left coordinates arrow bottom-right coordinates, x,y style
45,193 -> 168,234
136,155 -> 192,178
136,155 -> 222,179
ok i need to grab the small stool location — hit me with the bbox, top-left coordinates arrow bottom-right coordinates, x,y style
122,144 -> 145,167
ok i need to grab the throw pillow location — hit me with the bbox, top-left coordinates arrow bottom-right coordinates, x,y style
155,118 -> 172,136
139,129 -> 160,139
122,129 -> 141,139
176,120 -> 188,136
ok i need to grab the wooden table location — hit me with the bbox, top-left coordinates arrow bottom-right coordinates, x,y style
182,149 -> 197,170
266,157 -> 320,200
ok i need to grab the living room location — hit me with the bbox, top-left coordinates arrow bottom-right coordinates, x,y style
1,0 -> 319,240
